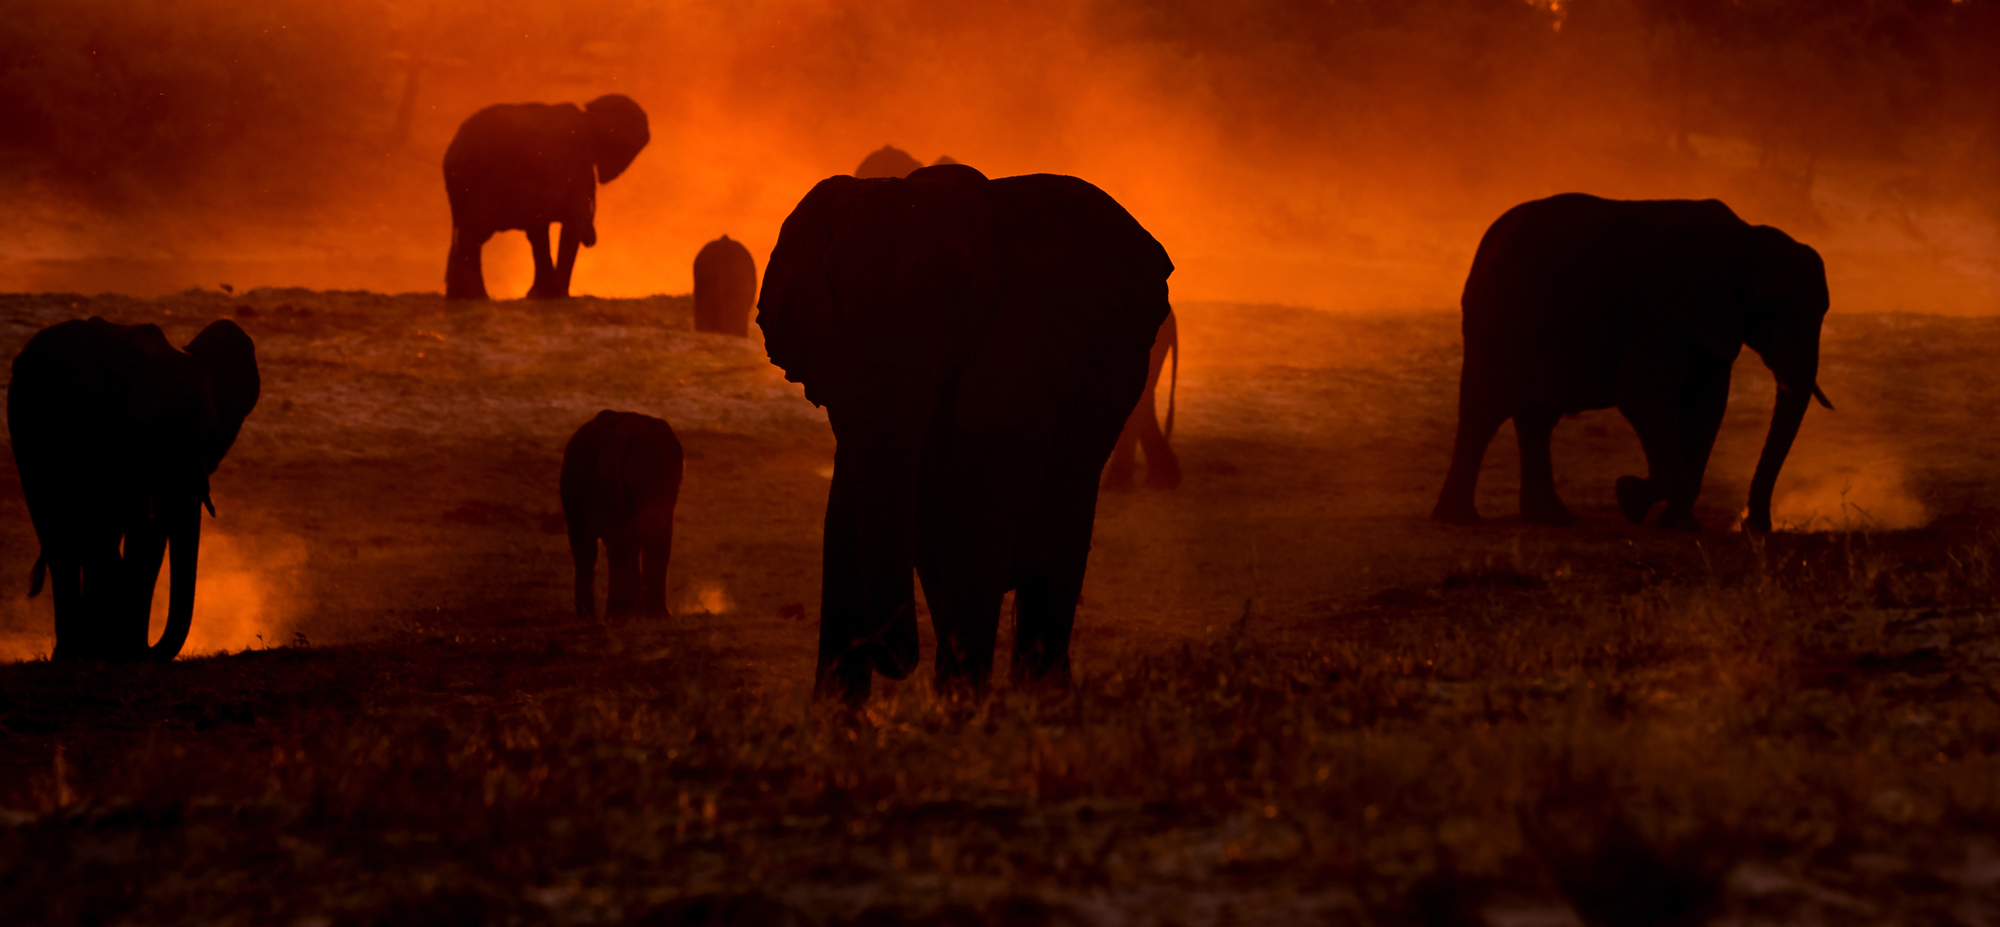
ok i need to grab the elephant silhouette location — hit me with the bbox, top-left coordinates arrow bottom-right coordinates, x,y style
561,411 -> 685,620
692,235 -> 758,337
444,94 -> 649,300
759,163 -> 1174,703
9,318 -> 260,661
1101,310 -> 1180,491
1433,193 -> 1832,532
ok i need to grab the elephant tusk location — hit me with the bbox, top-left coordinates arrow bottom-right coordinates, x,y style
1811,385 -> 1834,410
203,494 -> 217,517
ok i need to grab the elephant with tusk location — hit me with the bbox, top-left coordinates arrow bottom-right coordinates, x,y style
9,318 -> 260,662
1432,193 -> 1831,533
443,94 -> 650,301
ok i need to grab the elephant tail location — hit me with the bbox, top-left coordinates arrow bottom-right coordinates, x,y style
28,552 -> 46,598
1162,329 -> 1178,441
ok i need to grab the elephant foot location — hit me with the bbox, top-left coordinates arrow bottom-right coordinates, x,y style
868,604 -> 920,681
1521,500 -> 1577,527
1615,476 -> 1661,525
525,287 -> 570,300
1431,498 -> 1481,526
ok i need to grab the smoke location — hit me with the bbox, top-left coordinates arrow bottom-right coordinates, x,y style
0,0 -> 1994,314
0,528 -> 309,663
149,529 -> 313,656
1766,458 -> 1931,533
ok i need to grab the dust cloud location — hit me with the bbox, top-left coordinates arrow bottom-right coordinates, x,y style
0,0 -> 1995,315
0,528 -> 310,661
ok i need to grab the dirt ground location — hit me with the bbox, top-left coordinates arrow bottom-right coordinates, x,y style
2,289 -> 1998,925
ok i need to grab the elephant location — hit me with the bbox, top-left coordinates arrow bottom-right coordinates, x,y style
1101,310 -> 1180,491
759,163 -> 1174,703
853,145 -> 924,179
561,410 -> 684,620
692,235 -> 758,336
1431,193 -> 1832,533
8,318 -> 260,662
443,94 -> 649,300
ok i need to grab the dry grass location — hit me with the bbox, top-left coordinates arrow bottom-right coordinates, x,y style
2,291 -> 1999,924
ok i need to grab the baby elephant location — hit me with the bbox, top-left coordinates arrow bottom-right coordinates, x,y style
561,411 -> 684,619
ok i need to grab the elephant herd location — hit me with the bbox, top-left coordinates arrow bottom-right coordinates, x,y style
6,92 -> 1834,706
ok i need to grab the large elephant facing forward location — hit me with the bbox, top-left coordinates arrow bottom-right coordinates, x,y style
444,94 -> 649,300
1432,194 -> 1831,533
8,318 -> 260,662
759,164 -> 1173,703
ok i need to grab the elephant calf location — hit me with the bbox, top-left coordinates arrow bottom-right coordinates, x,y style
1433,193 -> 1831,532
561,411 -> 684,620
692,235 -> 758,336
9,317 -> 260,662
444,94 -> 649,301
1102,310 -> 1180,491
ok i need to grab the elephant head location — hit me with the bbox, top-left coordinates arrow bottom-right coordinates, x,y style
1736,226 -> 1831,533
584,94 -> 649,184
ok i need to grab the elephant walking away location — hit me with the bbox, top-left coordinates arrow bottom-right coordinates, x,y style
1432,194 -> 1832,533
561,411 -> 684,620
444,94 -> 649,300
760,163 -> 1174,703
853,145 -> 924,179
8,318 -> 260,662
1102,310 -> 1180,491
692,235 -> 758,336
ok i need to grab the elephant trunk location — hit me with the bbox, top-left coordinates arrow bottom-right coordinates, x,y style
150,501 -> 201,661
1744,386 -> 1812,534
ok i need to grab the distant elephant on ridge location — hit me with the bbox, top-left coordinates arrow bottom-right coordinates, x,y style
561,411 -> 684,620
853,145 -> 924,179
693,235 -> 758,336
1101,310 -> 1179,491
444,94 -> 650,300
8,318 -> 260,662
759,164 -> 1173,703
1432,193 -> 1832,533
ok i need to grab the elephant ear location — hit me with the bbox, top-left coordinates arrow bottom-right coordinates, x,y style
1630,199 -> 1751,365
758,176 -> 871,407
951,174 -> 1173,434
184,320 -> 260,473
584,94 -> 649,184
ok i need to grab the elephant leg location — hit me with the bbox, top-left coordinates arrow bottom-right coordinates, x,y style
76,544 -> 123,661
1434,393 -> 1506,525
1135,399 -> 1181,489
445,226 -> 492,301
1669,358 -> 1734,527
916,423 -> 1023,695
1514,410 -> 1575,526
552,223 -> 584,299
1011,441 -> 1106,686
1100,413 -> 1141,492
604,528 -> 643,617
640,503 -> 674,618
569,527 -> 599,621
1618,400 -> 1699,531
46,556 -> 86,662
525,225 -> 559,299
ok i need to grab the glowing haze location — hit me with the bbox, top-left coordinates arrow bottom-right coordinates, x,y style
0,0 -> 1995,314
